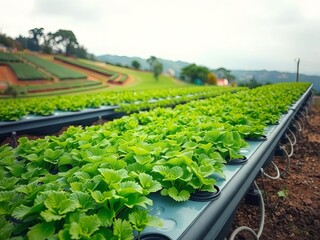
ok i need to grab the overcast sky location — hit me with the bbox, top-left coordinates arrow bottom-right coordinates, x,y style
1,0 -> 319,75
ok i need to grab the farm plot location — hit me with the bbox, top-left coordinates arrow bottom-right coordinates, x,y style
22,55 -> 87,80
5,62 -> 48,80
0,52 -> 20,62
54,55 -> 124,83
0,53 -> 48,81
0,82 -> 311,240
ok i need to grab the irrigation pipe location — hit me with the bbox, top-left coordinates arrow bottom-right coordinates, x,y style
284,133 -> 294,158
261,161 -> 280,180
288,128 -> 297,146
229,181 -> 265,240
307,98 -> 313,108
300,110 -> 308,119
297,115 -> 305,130
279,146 -> 291,177
293,119 -> 302,132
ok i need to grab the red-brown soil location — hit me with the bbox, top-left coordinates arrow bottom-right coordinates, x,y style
228,97 -> 320,240
0,65 -> 52,88
0,54 -> 136,93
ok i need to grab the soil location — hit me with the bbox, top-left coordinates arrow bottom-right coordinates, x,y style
0,65 -> 52,88
228,97 -> 320,240
0,55 -> 133,94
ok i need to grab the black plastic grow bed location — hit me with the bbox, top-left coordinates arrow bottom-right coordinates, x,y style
0,106 -> 123,140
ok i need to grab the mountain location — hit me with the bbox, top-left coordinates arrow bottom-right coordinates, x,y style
232,70 -> 320,92
96,54 -> 320,92
96,54 -> 190,77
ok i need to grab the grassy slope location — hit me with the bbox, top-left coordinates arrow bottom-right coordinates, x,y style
78,59 -> 190,91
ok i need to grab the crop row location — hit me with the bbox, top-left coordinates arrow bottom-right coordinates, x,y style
54,55 -> 119,79
0,82 -> 310,239
5,62 -> 48,80
24,80 -> 102,92
21,55 -> 87,80
108,74 -> 128,84
0,86 -> 243,121
0,52 -> 20,62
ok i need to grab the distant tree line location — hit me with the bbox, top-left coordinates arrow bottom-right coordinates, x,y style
237,77 -> 271,88
180,64 -> 237,86
0,28 -> 94,59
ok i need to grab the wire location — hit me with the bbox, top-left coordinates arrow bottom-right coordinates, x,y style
229,181 -> 265,240
261,161 -> 280,180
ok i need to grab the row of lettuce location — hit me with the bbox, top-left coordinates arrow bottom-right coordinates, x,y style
0,82 -> 310,240
0,86 -> 242,121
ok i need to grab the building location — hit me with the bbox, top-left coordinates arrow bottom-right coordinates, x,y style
217,78 -> 229,86
0,44 -> 9,52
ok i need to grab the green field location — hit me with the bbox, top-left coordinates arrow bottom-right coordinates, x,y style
79,59 -> 190,91
22,55 -> 87,80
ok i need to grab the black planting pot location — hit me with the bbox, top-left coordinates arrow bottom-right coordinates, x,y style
245,135 -> 267,141
134,233 -> 172,240
226,155 -> 248,165
190,185 -> 221,202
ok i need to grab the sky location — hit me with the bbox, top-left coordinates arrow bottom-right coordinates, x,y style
1,0 -> 319,75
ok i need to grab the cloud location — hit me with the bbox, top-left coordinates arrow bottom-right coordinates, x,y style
32,0 -> 105,21
0,0 -> 319,74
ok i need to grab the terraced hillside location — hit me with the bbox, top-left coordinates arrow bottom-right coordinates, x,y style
0,53 -> 188,97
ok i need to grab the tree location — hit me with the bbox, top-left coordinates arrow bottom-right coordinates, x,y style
0,34 -> 14,48
180,64 -> 209,84
51,29 -> 78,56
207,72 -> 218,85
237,76 -> 262,88
29,27 -> 44,51
4,84 -> 26,97
147,56 -> 157,71
41,32 -> 54,54
15,35 -> 35,51
214,67 -> 236,81
131,60 -> 141,70
146,56 -> 163,80
71,45 -> 88,58
153,60 -> 163,81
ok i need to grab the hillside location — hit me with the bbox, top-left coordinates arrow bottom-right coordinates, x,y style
96,54 -> 190,78
232,70 -> 320,92
0,53 -> 190,97
97,54 -> 320,92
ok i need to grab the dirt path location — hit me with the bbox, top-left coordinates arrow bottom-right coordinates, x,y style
229,97 -> 320,239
